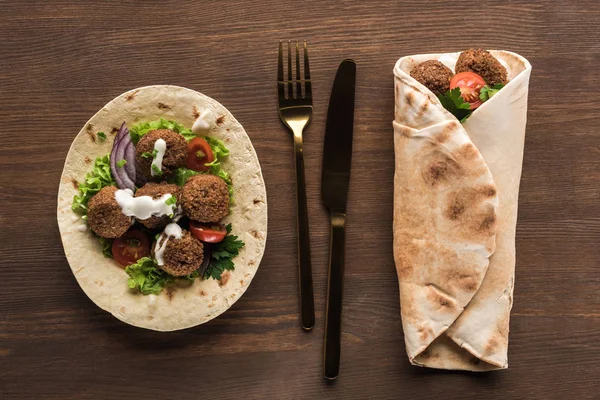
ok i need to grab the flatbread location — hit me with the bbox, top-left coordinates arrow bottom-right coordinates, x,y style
393,51 -> 531,370
57,85 -> 268,331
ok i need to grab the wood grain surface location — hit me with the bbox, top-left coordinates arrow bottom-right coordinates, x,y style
1,1 -> 599,399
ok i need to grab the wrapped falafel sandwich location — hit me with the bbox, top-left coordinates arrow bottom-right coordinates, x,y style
393,50 -> 531,370
57,85 -> 267,331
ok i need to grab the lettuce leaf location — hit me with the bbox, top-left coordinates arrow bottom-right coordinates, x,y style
129,118 -> 195,144
125,257 -> 174,295
125,257 -> 200,295
479,83 -> 505,102
71,154 -> 116,216
170,167 -> 201,186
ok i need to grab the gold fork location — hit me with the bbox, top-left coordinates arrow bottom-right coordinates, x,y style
277,40 -> 315,331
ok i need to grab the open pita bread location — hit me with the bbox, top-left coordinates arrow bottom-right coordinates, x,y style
393,51 -> 531,370
57,85 -> 268,331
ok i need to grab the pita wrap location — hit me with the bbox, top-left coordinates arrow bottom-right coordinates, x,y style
57,85 -> 267,331
393,51 -> 531,370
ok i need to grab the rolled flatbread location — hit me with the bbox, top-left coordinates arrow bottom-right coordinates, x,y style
393,51 -> 531,370
57,85 -> 268,331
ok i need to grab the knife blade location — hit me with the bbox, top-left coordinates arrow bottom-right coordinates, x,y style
322,59 -> 356,380
321,59 -> 356,213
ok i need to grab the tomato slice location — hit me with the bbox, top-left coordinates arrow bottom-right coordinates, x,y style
112,229 -> 151,266
450,72 -> 486,110
185,137 -> 215,172
189,221 -> 226,243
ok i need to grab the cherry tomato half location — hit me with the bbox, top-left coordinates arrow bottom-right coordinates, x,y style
189,221 -> 227,243
450,72 -> 486,110
185,137 -> 215,172
112,229 -> 151,266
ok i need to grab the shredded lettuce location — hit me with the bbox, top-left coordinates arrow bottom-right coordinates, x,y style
125,257 -> 199,295
71,154 -> 116,216
129,118 -> 195,144
125,257 -> 173,295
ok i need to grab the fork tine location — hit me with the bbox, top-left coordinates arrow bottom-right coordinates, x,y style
287,41 -> 293,98
277,41 -> 285,99
295,41 -> 302,98
303,40 -> 312,99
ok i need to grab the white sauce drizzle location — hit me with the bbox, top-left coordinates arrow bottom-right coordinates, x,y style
151,139 -> 167,177
114,189 -> 176,219
76,224 -> 88,232
154,223 -> 183,266
192,113 -> 211,135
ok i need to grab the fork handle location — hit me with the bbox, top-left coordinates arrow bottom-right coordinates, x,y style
293,132 -> 315,331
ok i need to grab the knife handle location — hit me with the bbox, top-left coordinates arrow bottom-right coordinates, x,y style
324,212 -> 346,380
293,133 -> 315,331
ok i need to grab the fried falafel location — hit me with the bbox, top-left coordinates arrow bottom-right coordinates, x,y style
455,48 -> 508,86
410,60 -> 454,96
181,174 -> 229,223
135,129 -> 187,180
155,230 -> 204,276
134,182 -> 181,230
87,186 -> 132,238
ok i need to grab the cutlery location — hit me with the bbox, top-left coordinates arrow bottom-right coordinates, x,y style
322,59 -> 356,380
277,40 -> 315,331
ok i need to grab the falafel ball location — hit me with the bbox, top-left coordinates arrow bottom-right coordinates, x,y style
87,186 -> 132,238
181,174 -> 229,223
135,129 -> 187,180
409,60 -> 454,96
155,230 -> 204,277
134,182 -> 181,230
455,48 -> 508,86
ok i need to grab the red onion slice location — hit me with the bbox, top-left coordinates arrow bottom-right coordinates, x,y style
110,122 -> 135,191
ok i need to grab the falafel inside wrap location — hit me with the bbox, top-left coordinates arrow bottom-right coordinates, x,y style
393,51 -> 531,370
57,85 -> 267,331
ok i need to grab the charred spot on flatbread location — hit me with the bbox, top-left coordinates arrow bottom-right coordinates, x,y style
422,152 -> 462,186
458,143 -> 478,160
86,124 -> 96,143
435,122 -> 458,144
485,337 -> 499,355
216,115 -> 226,125
426,284 -> 456,311
110,126 -> 120,134
157,102 -> 172,111
445,198 -> 465,220
71,178 -> 79,190
405,91 -> 415,108
192,105 -> 200,119
125,90 -> 139,101
219,271 -> 231,286
166,288 -> 175,302
414,101 -> 430,121
478,213 -> 496,233
418,325 -> 434,342
84,156 -> 92,164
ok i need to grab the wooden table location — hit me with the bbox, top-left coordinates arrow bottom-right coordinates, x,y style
1,1 -> 599,399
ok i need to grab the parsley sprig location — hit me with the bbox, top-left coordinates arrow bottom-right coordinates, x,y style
204,224 -> 245,280
437,88 -> 473,122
